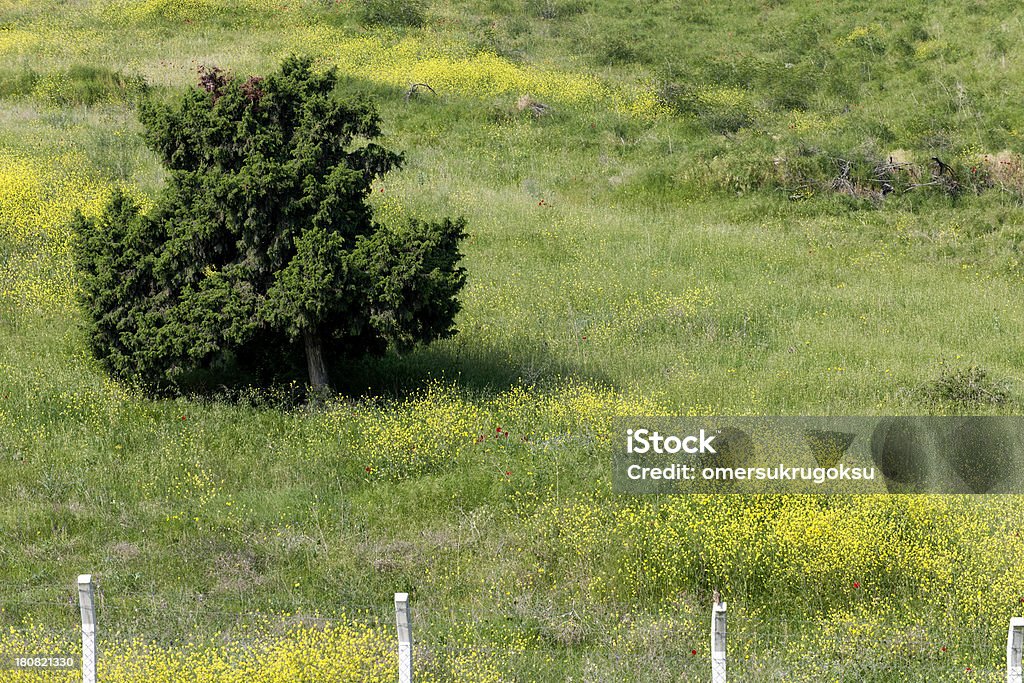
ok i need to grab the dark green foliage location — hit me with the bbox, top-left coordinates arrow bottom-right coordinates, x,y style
920,365 -> 1013,409
357,0 -> 427,27
74,56 -> 467,392
593,35 -> 644,66
351,217 -> 468,351
0,67 -> 39,99
72,191 -> 165,383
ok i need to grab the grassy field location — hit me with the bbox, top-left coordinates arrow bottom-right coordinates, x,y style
3,0 -> 1024,680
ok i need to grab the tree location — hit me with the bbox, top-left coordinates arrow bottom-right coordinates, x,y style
73,56 -> 467,393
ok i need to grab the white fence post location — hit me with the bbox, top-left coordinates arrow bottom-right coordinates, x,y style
1008,617 -> 1024,683
711,601 -> 726,683
395,592 -> 412,683
77,574 -> 96,683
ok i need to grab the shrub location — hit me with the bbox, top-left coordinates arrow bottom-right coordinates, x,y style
73,56 -> 467,393
0,67 -> 39,99
659,82 -> 757,134
920,364 -> 1012,409
357,0 -> 427,27
594,35 -> 643,66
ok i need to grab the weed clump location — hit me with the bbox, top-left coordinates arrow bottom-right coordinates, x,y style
919,364 -> 1012,409
0,67 -> 39,99
659,82 -> 756,134
34,65 -> 148,106
357,0 -> 427,27
527,0 -> 589,20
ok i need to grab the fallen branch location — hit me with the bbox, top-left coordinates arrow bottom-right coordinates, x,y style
403,82 -> 437,101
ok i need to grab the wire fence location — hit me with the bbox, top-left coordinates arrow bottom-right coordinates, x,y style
0,578 -> 1020,682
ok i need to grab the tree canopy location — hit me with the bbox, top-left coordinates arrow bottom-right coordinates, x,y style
74,56 -> 467,392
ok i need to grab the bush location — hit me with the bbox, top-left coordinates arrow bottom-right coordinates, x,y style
0,67 -> 39,99
594,35 -> 644,66
357,0 -> 427,27
659,82 -> 757,134
920,364 -> 1012,409
73,56 -> 467,393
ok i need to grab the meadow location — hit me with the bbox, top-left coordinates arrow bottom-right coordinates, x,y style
3,0 -> 1024,680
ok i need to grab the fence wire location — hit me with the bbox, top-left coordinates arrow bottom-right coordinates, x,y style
0,588 -> 1017,682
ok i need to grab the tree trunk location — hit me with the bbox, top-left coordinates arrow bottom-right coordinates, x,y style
304,328 -> 331,392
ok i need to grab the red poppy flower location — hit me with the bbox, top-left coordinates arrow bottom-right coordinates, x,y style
853,582 -> 860,589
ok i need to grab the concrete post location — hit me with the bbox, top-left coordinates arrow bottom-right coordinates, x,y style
1008,617 -> 1024,683
77,575 -> 96,683
395,592 -> 412,683
711,601 -> 726,683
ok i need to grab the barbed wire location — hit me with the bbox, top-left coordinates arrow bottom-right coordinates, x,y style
0,586 -> 1016,680
2,598 -> 1013,632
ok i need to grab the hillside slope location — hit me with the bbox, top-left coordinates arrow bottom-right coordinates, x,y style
2,1 -> 1024,680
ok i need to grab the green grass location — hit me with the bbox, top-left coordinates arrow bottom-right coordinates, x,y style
3,0 -> 1024,680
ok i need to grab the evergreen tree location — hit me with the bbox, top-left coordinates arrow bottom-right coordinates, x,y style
74,56 -> 467,392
